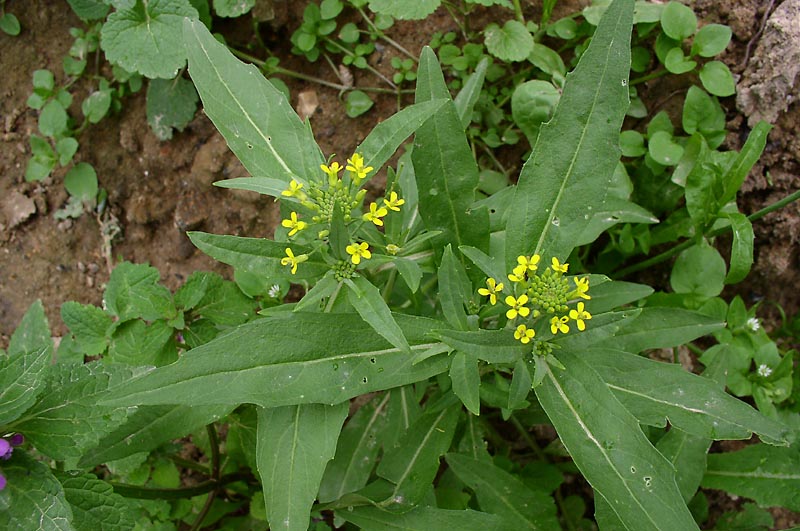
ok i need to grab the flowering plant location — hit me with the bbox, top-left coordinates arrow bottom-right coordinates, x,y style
0,0 -> 793,529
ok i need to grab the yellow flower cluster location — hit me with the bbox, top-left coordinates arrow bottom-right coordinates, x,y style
478,254 -> 592,347
277,153 -> 406,276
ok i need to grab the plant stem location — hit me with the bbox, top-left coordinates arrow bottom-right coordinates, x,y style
512,0 -> 526,23
510,414 -> 547,461
356,7 -> 417,61
382,268 -> 397,303
630,68 -> 668,86
612,189 -> 800,278
110,472 -> 252,500
189,424 -> 221,531
322,37 -> 397,89
325,281 -> 344,312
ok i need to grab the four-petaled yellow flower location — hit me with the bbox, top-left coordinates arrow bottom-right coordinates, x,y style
346,241 -> 371,265
505,294 -> 531,320
574,276 -> 591,300
551,257 -> 569,273
321,161 -> 343,184
517,254 -> 540,272
514,324 -> 535,344
508,264 -> 527,283
363,202 -> 388,226
569,302 -> 592,331
550,315 -> 570,335
282,179 -> 304,198
346,153 -> 373,181
383,191 -> 405,212
280,247 -> 307,275
478,278 -> 504,305
281,211 -> 308,236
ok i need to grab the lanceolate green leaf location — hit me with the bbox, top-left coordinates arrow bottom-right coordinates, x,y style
724,212 -> 754,284
319,393 -> 391,503
79,404 -> 234,467
439,245 -> 471,330
449,351 -> 481,415
446,453 -> 559,530
355,99 -> 447,179
438,329 -> 527,364
582,349 -> 789,444
183,18 -> 323,186
257,403 -> 348,531
596,307 -> 724,352
535,349 -> 699,531
103,313 -> 449,409
505,0 -> 633,267
720,121 -> 771,205
340,506 -> 511,531
336,506 -> 516,531
376,403 -> 460,509
345,275 -> 411,354
413,47 -> 490,260
188,231 -> 329,281
702,444 -> 800,511
454,58 -> 489,129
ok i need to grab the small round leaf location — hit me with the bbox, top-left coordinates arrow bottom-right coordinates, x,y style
699,61 -> 735,97
64,162 -> 99,202
345,90 -> 374,118
0,13 -> 21,36
648,130 -> 684,166
691,24 -> 732,57
670,242 -> 726,297
661,1 -> 697,41
484,20 -> 534,62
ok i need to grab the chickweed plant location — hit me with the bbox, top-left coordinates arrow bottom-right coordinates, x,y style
2,1 -> 800,530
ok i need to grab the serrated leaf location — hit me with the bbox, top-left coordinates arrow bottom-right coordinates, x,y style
61,301 -> 112,356
146,77 -> 199,140
505,0 -> 632,268
103,262 -> 174,322
108,319 -> 176,366
484,20 -> 534,62
368,0 -> 439,20
102,313 -> 450,408
535,348 -> 699,530
11,362 -> 134,461
213,0 -> 254,17
57,473 -> 136,531
101,0 -> 199,79
582,349 -> 789,444
596,306 -> 724,352
0,453 -> 73,530
702,444 -> 800,510
319,393 -> 391,502
446,453 -> 559,529
184,18 -> 323,186
412,47 -> 490,260
377,404 -> 459,509
346,275 -> 411,353
724,213 -> 754,284
79,404 -> 233,467
340,505 -> 512,530
450,351 -> 481,415
257,402 -> 348,531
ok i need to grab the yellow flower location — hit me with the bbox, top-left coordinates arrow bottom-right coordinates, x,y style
321,161 -> 343,185
478,277 -> 504,305
574,276 -> 591,300
281,211 -> 308,236
514,324 -> 535,344
508,264 -> 527,283
505,294 -> 531,320
383,191 -> 405,212
281,179 -> 305,198
363,202 -> 388,226
346,241 -> 371,265
517,254 -> 540,272
569,302 -> 592,331
551,257 -> 569,273
280,247 -> 307,275
550,315 -> 570,335
346,153 -> 373,181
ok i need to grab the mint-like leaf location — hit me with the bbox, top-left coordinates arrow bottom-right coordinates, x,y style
57,472 -> 136,531
146,77 -> 199,140
484,20 -> 534,62
0,453 -> 73,530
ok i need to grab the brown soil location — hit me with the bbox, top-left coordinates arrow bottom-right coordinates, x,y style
1,0 -> 799,528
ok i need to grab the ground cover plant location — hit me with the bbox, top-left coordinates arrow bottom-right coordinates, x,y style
2,0 -> 800,530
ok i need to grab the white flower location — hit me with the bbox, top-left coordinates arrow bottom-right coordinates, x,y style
267,284 -> 281,298
757,364 -> 772,378
746,317 -> 761,332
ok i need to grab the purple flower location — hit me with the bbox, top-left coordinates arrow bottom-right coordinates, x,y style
9,433 -> 23,447
0,438 -> 11,460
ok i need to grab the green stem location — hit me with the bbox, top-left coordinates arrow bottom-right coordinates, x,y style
509,414 -> 546,461
189,424 -> 221,531
382,268 -> 397,303
110,472 -> 252,500
612,189 -> 800,279
630,68 -> 668,86
555,488 -> 579,531
512,0 -> 525,23
356,7 -> 417,61
322,37 -> 397,89
325,281 -> 344,312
